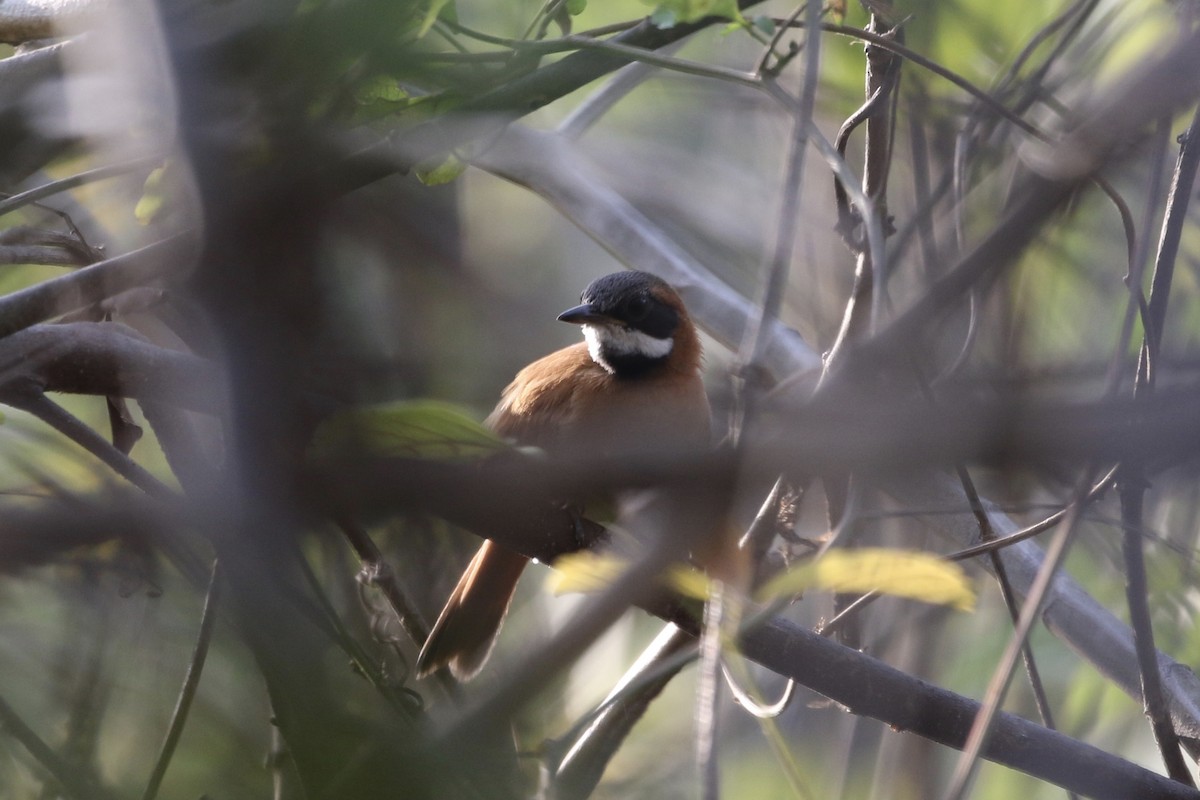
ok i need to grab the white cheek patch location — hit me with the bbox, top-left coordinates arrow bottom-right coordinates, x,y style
583,324 -> 673,372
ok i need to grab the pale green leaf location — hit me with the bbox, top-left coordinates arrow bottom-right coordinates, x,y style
649,8 -> 676,28
417,0 -> 454,37
309,400 -> 505,462
752,15 -> 775,35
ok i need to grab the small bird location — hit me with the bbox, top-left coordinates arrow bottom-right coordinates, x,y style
417,271 -> 711,680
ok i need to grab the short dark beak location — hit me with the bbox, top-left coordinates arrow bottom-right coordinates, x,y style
557,303 -> 607,325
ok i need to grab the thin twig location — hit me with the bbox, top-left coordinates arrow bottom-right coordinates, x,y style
1,391 -> 208,586
696,580 -> 725,800
557,39 -> 689,140
8,392 -> 176,501
912,358 -> 1067,768
1108,116 -> 1169,394
1116,101 -> 1200,787
738,0 -> 821,374
0,156 -> 163,219
828,22 -> 1200,391
141,561 -> 222,800
941,465 -> 1100,800
945,467 -> 1117,562
955,466 -> 1066,754
823,9 -> 900,368
294,545 -> 423,719
341,519 -> 460,699
441,21 -> 764,90
815,465 -> 1119,643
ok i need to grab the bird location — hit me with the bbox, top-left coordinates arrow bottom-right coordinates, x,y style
416,270 -> 711,680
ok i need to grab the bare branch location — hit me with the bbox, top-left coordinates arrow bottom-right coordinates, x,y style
0,322 -> 223,413
0,234 -> 195,338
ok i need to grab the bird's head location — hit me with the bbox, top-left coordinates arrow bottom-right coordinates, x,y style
557,271 -> 695,378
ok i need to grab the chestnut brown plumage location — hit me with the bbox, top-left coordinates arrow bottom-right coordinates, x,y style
416,271 -> 710,680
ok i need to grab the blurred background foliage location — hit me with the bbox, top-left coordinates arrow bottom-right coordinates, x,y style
0,0 -> 1198,797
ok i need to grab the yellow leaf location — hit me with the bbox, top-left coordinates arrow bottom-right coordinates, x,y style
549,552 -> 628,594
756,548 -> 975,611
551,553 -> 717,600
667,564 -> 711,600
134,166 -> 166,225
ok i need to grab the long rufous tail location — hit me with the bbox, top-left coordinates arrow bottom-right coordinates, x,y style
417,540 -> 529,680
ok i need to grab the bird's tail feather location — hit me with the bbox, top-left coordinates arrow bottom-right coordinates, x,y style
417,541 -> 528,680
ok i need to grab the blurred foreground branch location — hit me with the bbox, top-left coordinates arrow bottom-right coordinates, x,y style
310,432 -> 1200,799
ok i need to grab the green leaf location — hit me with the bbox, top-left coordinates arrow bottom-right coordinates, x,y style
752,15 -> 776,35
756,548 -> 976,611
417,0 -> 455,38
415,154 -> 466,186
566,0 -> 587,15
357,76 -> 409,105
309,400 -> 505,462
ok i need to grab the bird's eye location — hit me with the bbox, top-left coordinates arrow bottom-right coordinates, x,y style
625,295 -> 651,321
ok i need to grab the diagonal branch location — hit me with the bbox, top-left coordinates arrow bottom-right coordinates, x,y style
0,322 -> 223,413
0,234 -> 195,339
